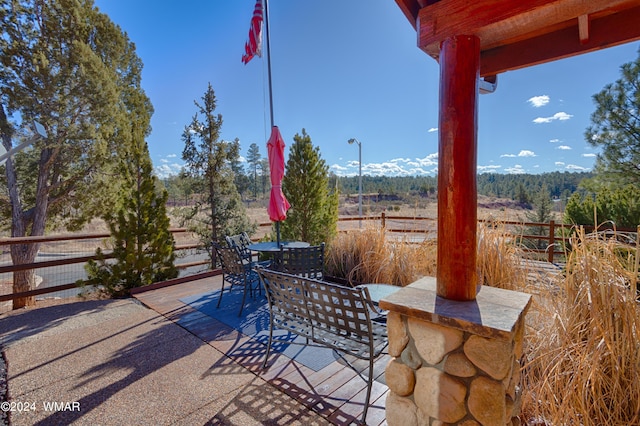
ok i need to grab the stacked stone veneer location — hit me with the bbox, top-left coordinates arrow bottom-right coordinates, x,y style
379,277 -> 531,426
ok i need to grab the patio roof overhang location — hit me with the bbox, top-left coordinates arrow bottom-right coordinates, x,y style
393,0 -> 640,301
395,0 -> 640,77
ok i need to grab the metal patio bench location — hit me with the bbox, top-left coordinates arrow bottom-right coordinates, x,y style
255,267 -> 388,424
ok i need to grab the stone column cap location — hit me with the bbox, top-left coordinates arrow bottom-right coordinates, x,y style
379,277 -> 531,341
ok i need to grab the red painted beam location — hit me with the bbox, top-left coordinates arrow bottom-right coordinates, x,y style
437,35 -> 479,301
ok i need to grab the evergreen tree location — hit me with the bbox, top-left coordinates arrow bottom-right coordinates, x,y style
84,129 -> 177,297
515,183 -> 531,207
246,142 -> 261,199
0,0 -> 152,308
180,83 -> 253,253
229,141 -> 251,200
281,129 -> 338,245
260,157 -> 270,197
525,185 -> 554,249
564,185 -> 640,228
585,48 -> 640,188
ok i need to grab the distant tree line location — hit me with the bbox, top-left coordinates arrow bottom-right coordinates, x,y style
333,172 -> 592,204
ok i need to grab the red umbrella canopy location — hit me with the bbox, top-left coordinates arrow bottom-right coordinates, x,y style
266,126 -> 290,222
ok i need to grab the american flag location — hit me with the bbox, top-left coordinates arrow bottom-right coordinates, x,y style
242,0 -> 263,64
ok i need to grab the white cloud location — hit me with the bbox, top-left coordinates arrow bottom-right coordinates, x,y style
363,161 -> 413,176
333,154 -> 439,177
406,153 -> 438,168
549,139 -> 561,143
154,163 -> 183,179
477,165 -> 502,173
428,127 -> 438,133
566,164 -> 589,171
582,153 -> 597,158
505,165 -> 526,174
528,95 -> 550,107
557,145 -> 572,150
555,161 -> 565,166
501,150 -> 536,158
167,154 -> 177,158
533,112 -> 573,123
390,157 -> 412,163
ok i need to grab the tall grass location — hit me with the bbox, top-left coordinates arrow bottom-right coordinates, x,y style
325,222 -> 531,289
324,225 -> 436,286
477,222 -> 533,291
521,227 -> 640,425
327,223 -> 640,424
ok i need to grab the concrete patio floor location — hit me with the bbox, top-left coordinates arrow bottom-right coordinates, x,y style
0,275 -> 388,425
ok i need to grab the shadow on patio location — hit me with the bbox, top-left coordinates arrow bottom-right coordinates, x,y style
1,274 -> 388,425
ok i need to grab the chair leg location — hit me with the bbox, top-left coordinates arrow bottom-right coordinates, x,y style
238,276 -> 249,317
262,311 -> 275,369
217,274 -> 226,308
361,357 -> 374,424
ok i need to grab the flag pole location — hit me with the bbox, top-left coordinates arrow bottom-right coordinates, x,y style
263,0 -> 282,245
264,0 -> 274,129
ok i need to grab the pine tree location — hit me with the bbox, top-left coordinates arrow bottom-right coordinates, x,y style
180,83 -> 253,252
586,48 -> 640,188
84,129 -> 177,297
281,129 -> 338,245
246,143 -> 261,199
525,185 -> 554,249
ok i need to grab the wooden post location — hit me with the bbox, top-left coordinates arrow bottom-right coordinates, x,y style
437,35 -> 480,301
547,220 -> 555,263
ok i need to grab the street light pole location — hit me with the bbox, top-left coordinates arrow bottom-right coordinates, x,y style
347,138 -> 362,228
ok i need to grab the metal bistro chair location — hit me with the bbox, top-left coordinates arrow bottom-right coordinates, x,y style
212,242 -> 260,316
225,232 -> 253,260
273,242 -> 325,279
225,232 -> 271,268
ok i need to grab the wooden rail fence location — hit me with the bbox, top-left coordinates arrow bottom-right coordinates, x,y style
1,216 -> 637,307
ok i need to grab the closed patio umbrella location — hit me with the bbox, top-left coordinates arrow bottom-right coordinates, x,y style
266,126 -> 290,245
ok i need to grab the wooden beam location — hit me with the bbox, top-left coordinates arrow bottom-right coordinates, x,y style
418,0 -> 637,58
578,14 -> 590,43
395,0 -> 420,30
480,5 -> 640,76
437,35 -> 479,301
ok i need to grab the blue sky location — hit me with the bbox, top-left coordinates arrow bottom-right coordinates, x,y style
94,0 -> 640,179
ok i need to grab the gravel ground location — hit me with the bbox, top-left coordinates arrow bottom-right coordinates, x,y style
0,351 -> 8,426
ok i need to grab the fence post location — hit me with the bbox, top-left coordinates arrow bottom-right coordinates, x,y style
381,211 -> 386,228
547,220 -> 555,263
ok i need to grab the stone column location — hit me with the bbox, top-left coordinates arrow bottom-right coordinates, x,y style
380,277 -> 530,426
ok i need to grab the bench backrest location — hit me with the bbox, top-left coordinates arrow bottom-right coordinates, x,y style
257,268 -> 385,358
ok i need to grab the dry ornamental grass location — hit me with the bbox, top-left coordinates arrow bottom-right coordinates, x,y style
521,227 -> 640,425
326,223 -> 640,425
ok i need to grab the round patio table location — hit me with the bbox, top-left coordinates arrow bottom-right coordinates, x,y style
248,241 -> 310,253
356,283 -> 400,305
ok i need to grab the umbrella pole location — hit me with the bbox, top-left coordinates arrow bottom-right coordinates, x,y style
265,0 -> 285,248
